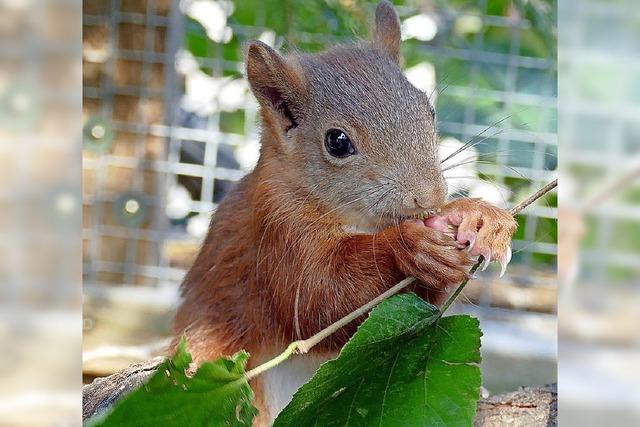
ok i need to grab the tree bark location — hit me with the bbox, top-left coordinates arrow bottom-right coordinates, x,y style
83,359 -> 557,425
83,357 -> 163,421
474,383 -> 557,426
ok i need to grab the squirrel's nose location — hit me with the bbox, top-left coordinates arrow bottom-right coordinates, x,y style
413,196 -> 428,210
409,182 -> 447,211
404,193 -> 433,212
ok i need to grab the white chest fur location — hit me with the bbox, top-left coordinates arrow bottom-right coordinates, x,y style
260,352 -> 334,424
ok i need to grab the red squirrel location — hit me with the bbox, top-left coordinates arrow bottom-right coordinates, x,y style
172,1 -> 516,424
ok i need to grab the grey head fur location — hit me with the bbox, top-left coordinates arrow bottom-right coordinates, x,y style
245,1 -> 447,231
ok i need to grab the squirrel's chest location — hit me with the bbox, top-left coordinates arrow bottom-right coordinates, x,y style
259,352 -> 335,423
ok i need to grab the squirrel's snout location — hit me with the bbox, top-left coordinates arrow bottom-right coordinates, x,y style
400,193 -> 439,214
405,180 -> 447,212
412,196 -> 429,210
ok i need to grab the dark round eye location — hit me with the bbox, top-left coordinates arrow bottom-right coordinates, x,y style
324,128 -> 356,158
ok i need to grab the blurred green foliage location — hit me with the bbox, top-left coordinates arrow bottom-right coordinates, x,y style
185,0 -> 555,70
185,0 -> 556,138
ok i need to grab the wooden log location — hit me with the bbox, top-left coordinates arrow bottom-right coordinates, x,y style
82,357 -> 163,421
475,383 -> 557,426
83,360 -> 557,425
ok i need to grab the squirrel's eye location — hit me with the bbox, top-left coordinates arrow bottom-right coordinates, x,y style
325,129 -> 356,158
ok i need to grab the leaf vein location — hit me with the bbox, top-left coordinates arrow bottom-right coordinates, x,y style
344,377 -> 365,426
378,351 -> 400,427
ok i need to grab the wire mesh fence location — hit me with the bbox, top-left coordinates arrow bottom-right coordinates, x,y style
82,0 -> 557,301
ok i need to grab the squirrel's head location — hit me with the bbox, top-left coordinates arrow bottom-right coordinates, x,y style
246,1 -> 446,231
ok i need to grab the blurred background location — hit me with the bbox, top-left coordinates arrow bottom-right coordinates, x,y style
558,0 -> 640,425
81,0 -> 558,396
0,0 -> 81,425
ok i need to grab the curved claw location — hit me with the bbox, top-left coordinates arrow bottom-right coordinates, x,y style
499,257 -> 507,278
480,253 -> 491,271
498,245 -> 512,278
466,235 -> 477,252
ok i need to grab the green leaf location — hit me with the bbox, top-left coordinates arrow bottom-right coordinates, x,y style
274,294 -> 481,427
87,337 -> 258,427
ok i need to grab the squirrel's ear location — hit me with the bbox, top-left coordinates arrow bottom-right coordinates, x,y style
245,40 -> 306,133
373,1 -> 401,63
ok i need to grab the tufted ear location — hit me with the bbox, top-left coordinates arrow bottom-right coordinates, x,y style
245,40 -> 307,134
373,1 -> 401,63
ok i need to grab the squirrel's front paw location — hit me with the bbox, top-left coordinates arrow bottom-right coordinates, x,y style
425,198 -> 517,277
390,221 -> 474,290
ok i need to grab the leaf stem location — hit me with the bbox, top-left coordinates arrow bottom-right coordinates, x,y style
245,341 -> 300,380
440,262 -> 481,314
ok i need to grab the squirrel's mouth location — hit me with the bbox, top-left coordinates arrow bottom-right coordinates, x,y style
383,209 -> 438,222
414,209 -> 439,221
371,209 -> 438,229
341,208 -> 439,235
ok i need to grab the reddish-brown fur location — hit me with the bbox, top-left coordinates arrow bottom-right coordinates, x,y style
171,152 -> 475,422
172,156 -> 476,362
171,2 -> 516,423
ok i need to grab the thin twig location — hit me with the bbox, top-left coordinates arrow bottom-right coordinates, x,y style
509,179 -> 558,216
440,263 -> 481,314
245,179 -> 557,379
245,342 -> 300,380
